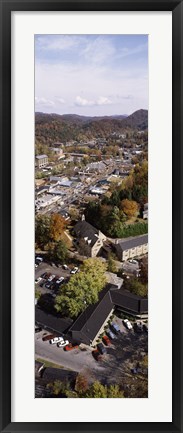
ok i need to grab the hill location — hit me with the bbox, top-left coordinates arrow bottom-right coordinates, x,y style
35,110 -> 148,145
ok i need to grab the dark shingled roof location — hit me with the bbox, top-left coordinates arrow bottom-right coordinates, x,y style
35,306 -> 73,335
111,288 -> 148,314
69,284 -> 116,342
117,234 -> 148,251
73,220 -> 101,247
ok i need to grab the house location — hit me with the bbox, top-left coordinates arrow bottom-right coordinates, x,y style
115,234 -> 148,261
69,283 -> 148,345
36,154 -> 48,168
73,218 -> 106,257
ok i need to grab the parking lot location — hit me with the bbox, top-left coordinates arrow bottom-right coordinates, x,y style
35,260 -> 78,297
35,314 -> 148,387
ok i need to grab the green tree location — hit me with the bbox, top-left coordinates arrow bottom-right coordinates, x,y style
107,254 -> 118,273
55,258 -> 107,318
75,374 -> 89,394
84,381 -> 124,398
48,240 -> 68,264
35,215 -> 50,249
124,278 -> 148,297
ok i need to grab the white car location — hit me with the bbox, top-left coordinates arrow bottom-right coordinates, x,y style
35,277 -> 42,284
49,336 -> 63,345
123,319 -> 133,330
47,274 -> 56,282
35,263 -> 38,268
63,264 -> 68,270
129,259 -> 138,265
57,339 -> 69,348
56,276 -> 64,284
70,267 -> 79,274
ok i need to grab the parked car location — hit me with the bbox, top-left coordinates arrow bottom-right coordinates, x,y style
57,339 -> 69,348
49,336 -> 63,345
36,256 -> 43,263
35,277 -> 42,284
110,322 -> 121,334
123,319 -> 133,330
129,259 -> 138,265
70,267 -> 78,274
35,326 -> 42,333
39,280 -> 46,287
42,334 -> 55,342
102,335 -> 111,346
56,276 -> 64,285
97,342 -> 107,355
63,264 -> 68,270
134,322 -> 143,333
106,329 -> 116,340
35,263 -> 38,268
45,282 -> 52,289
41,272 -> 48,278
92,350 -> 102,361
64,343 -> 79,351
47,274 -> 56,282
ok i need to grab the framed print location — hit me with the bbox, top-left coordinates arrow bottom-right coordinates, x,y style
0,0 -> 182,432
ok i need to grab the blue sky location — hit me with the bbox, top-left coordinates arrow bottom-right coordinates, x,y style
35,34 -> 148,116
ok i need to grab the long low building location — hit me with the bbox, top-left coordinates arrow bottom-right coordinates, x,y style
115,234 -> 148,261
69,284 -> 148,346
35,282 -> 148,346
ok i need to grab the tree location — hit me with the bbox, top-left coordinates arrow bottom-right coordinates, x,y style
84,381 -> 124,398
120,199 -> 139,218
48,240 -> 68,264
75,374 -> 89,394
50,214 -> 66,242
107,254 -> 118,273
55,258 -> 107,318
35,215 -> 50,249
124,278 -> 148,297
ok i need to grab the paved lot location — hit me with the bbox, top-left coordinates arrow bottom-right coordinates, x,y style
35,331 -> 103,373
35,316 -> 148,385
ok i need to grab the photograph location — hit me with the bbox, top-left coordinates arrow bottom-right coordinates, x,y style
34,34 -> 148,398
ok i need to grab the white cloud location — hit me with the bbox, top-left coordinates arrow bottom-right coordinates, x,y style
97,96 -> 112,105
35,97 -> 55,107
75,96 -> 94,107
36,35 -> 86,52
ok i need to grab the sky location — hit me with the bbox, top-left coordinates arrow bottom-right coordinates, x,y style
35,34 -> 148,116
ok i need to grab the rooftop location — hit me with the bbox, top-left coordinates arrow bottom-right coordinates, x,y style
117,234 -> 148,251
74,220 -> 102,248
36,154 -> 48,159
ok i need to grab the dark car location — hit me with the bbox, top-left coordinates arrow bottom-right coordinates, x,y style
106,329 -> 116,340
41,272 -> 47,278
39,280 -> 46,287
35,326 -> 42,333
97,342 -> 107,355
134,322 -> 143,333
42,334 -> 55,341
92,350 -> 102,362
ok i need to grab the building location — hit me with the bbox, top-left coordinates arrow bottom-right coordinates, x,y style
35,282 -> 148,346
115,234 -> 148,261
70,283 -> 148,345
36,154 -> 48,168
73,218 -> 106,257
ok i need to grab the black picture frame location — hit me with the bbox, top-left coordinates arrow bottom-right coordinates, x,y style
0,0 -> 182,432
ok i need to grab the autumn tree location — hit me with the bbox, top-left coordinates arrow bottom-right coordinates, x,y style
50,214 -> 66,242
55,258 -> 107,318
120,199 -> 139,218
75,374 -> 89,394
